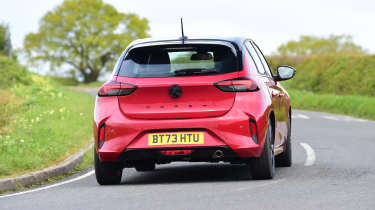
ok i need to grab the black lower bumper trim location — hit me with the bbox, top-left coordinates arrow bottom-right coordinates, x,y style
117,146 -> 240,165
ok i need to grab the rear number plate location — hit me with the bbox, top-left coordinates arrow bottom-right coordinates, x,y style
148,132 -> 204,146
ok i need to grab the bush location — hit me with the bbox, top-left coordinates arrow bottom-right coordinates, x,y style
268,55 -> 375,96
0,56 -> 30,89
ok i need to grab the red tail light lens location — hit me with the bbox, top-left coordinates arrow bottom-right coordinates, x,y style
98,81 -> 137,97
215,78 -> 259,92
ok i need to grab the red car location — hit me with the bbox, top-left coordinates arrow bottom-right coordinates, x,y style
94,37 -> 296,185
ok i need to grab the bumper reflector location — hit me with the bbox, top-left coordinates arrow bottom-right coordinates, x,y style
249,118 -> 259,144
98,123 -> 105,148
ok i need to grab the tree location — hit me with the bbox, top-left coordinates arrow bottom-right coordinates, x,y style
277,35 -> 366,56
0,23 -> 12,57
24,0 -> 149,83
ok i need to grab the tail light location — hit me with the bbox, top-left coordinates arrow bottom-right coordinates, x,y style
215,78 -> 259,92
249,118 -> 259,144
98,81 -> 137,97
98,123 -> 106,148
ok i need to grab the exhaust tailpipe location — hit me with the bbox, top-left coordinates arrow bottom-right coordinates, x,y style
212,150 -> 224,159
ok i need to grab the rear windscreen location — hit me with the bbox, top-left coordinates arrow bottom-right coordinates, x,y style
118,44 -> 238,78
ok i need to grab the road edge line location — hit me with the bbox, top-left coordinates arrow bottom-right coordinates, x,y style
0,170 -> 95,199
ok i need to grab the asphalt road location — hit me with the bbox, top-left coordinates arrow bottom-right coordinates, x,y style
1,108 -> 375,209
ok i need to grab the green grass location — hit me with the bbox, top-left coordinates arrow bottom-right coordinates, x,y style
78,81 -> 104,87
0,75 -> 94,178
287,88 -> 375,121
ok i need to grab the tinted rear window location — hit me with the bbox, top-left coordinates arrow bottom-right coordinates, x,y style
118,44 -> 238,78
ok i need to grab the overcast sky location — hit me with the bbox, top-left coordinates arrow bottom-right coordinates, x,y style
1,0 -> 374,55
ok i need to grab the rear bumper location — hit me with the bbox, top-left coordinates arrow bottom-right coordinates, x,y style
94,92 -> 270,162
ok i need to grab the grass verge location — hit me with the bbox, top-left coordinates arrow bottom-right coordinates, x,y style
0,147 -> 94,194
75,147 -> 94,171
0,75 -> 94,178
288,88 -> 375,121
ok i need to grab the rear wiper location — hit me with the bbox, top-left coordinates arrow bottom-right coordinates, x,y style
174,68 -> 218,76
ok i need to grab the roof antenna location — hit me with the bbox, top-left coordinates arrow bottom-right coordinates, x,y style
180,18 -> 187,44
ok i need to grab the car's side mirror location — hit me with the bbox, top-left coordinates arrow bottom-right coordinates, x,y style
274,65 -> 296,81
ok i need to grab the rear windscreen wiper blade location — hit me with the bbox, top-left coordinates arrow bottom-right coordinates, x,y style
174,68 -> 218,76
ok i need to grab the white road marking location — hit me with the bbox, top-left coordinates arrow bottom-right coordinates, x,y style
322,116 -> 339,121
342,116 -> 367,123
300,143 -> 316,166
232,179 -> 284,192
292,114 -> 310,119
0,170 -> 95,199
322,115 -> 369,123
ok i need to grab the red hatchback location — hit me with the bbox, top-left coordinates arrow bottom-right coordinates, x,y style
94,37 -> 296,185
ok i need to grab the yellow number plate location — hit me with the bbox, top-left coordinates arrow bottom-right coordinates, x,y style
148,132 -> 204,146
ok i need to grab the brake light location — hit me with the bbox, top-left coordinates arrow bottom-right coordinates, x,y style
215,78 -> 259,92
98,81 -> 137,97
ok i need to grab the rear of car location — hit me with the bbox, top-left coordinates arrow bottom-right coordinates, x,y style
94,39 -> 275,185
116,43 -> 238,119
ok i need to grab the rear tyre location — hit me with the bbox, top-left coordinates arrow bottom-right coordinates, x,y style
94,149 -> 123,185
275,113 -> 292,167
135,161 -> 155,172
250,122 -> 275,180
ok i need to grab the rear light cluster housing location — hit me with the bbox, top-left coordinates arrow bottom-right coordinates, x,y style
98,81 -> 137,97
215,77 -> 259,92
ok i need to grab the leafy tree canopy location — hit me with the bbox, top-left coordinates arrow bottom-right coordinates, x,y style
0,23 -> 12,57
24,0 -> 149,82
277,35 -> 367,56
